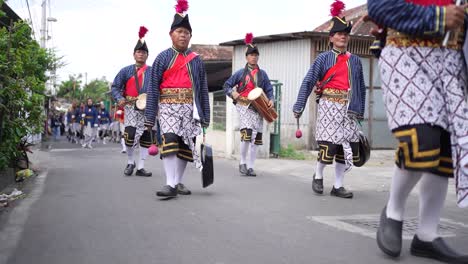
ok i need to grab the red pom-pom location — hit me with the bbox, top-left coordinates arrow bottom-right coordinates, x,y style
296,129 -> 302,139
330,0 -> 346,17
175,0 -> 189,13
139,26 -> 148,39
244,33 -> 253,45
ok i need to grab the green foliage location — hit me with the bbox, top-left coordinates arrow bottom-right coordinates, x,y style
57,76 -> 109,103
279,144 -> 306,160
82,77 -> 110,102
0,20 -> 54,170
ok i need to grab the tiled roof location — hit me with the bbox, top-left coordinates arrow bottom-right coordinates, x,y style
191,44 -> 233,61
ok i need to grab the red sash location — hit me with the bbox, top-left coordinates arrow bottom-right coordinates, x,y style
163,52 -> 198,82
125,65 -> 147,97
238,68 -> 259,97
315,53 -> 350,94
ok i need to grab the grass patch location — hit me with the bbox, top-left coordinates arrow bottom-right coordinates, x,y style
279,144 -> 306,160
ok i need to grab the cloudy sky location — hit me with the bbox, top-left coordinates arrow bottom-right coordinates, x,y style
7,0 -> 366,85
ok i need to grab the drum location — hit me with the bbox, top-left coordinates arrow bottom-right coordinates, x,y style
135,93 -> 147,111
247,88 -> 278,123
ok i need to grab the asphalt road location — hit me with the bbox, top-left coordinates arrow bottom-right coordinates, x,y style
1,139 -> 467,264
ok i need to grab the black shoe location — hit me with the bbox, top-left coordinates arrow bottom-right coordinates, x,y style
411,235 -> 468,263
247,168 -> 256,176
176,183 -> 192,195
135,168 -> 152,177
124,163 -> 136,176
239,164 -> 248,175
156,185 -> 177,197
330,186 -> 353,198
377,206 -> 403,258
312,173 -> 323,194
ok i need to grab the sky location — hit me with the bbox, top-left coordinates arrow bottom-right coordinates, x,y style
6,0 -> 366,87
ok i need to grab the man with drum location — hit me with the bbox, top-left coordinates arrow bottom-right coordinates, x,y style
293,0 -> 367,198
145,0 -> 210,197
223,33 -> 274,177
111,26 -> 154,177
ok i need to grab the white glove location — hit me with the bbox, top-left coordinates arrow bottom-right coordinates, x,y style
72,115 -> 75,118
98,115 -> 101,119
94,124 -> 98,127
81,114 -> 86,118
116,110 -> 122,115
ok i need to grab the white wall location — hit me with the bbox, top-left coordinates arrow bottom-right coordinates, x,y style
225,39 -> 312,158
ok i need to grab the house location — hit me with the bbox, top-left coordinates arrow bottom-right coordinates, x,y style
219,4 -> 395,159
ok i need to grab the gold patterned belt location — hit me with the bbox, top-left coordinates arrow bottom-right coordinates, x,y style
160,88 -> 193,104
322,88 -> 348,104
386,28 -> 464,50
235,96 -> 250,106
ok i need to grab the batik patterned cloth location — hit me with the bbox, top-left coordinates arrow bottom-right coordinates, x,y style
236,104 -> 263,140
124,105 -> 145,148
159,103 -> 202,169
379,46 -> 468,207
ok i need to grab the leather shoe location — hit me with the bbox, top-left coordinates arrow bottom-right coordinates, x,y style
377,206 -> 403,257
135,168 -> 152,177
176,183 -> 192,195
411,235 -> 468,263
330,186 -> 353,198
156,185 -> 177,197
124,163 -> 135,176
247,168 -> 257,176
239,164 -> 248,175
312,173 -> 323,194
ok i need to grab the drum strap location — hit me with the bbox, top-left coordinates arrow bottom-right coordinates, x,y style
133,66 -> 141,93
238,64 -> 260,93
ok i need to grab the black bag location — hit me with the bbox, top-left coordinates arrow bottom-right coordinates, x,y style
200,143 -> 214,188
354,131 -> 371,167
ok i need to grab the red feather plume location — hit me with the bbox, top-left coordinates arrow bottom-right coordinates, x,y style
330,0 -> 345,17
244,33 -> 253,45
175,0 -> 189,13
139,26 -> 148,39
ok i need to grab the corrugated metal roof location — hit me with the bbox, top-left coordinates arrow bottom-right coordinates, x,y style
1,2 -> 22,28
190,44 -> 233,61
220,4 -> 376,46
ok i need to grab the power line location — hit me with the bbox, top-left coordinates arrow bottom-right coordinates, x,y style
25,0 -> 36,39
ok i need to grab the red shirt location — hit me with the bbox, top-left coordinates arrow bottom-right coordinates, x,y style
160,53 -> 192,89
238,68 -> 259,97
325,54 -> 350,91
406,0 -> 452,6
125,65 -> 147,97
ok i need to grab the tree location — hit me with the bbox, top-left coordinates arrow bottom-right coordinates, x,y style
0,7 -> 57,170
57,74 -> 83,100
81,77 -> 110,102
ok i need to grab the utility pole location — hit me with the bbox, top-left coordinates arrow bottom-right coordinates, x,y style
40,0 -> 46,48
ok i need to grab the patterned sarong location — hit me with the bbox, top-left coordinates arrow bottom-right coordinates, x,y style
236,104 -> 263,142
159,103 -> 202,169
379,46 -> 468,208
124,105 -> 145,148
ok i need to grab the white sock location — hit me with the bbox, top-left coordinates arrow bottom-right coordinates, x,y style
138,147 -> 148,170
315,162 -> 326,179
417,172 -> 448,242
175,157 -> 188,185
121,138 -> 127,150
127,147 -> 135,165
163,155 -> 177,188
247,144 -> 257,169
334,162 -> 347,188
386,166 -> 422,221
240,141 -> 249,165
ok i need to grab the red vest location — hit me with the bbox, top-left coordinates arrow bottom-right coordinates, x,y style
238,68 -> 259,97
406,0 -> 452,6
160,53 -> 192,89
325,54 -> 350,90
125,65 -> 147,97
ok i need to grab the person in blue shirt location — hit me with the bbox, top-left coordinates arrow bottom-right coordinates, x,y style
81,98 -> 98,149
97,102 -> 112,145
223,33 -> 274,177
293,0 -> 366,199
